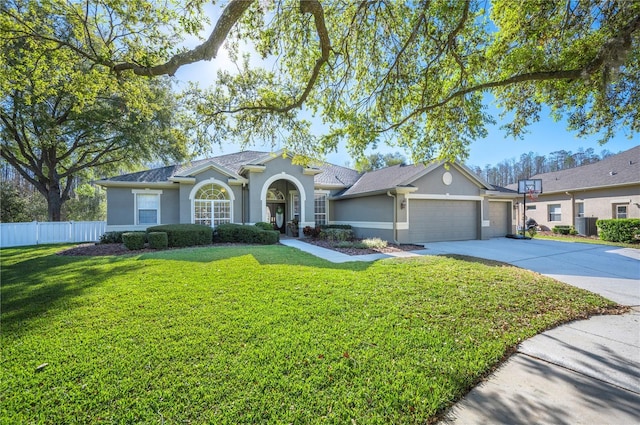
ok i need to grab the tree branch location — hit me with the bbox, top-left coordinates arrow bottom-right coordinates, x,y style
383,13 -> 640,132
111,0 -> 255,76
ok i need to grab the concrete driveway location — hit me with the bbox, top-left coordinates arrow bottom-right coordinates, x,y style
430,238 -> 640,424
424,238 -> 640,305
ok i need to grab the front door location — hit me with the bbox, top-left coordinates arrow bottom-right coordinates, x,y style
267,202 -> 286,233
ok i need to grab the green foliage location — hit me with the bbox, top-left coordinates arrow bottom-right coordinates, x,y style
0,245 -> 616,423
597,219 -> 640,243
61,184 -> 106,222
254,222 -> 275,231
122,232 -> 145,250
0,3 -> 192,220
354,152 -> 406,172
99,231 -> 125,244
148,232 -> 169,250
359,238 -> 388,249
215,224 -> 279,245
0,180 -> 47,222
552,225 -> 572,235
319,228 -> 354,242
3,1 -> 636,164
147,224 -> 213,248
319,224 -> 353,230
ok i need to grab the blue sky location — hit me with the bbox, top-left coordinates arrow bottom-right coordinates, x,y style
173,5 -> 638,169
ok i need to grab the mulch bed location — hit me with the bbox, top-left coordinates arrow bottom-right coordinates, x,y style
58,239 -> 426,257
301,239 -> 425,256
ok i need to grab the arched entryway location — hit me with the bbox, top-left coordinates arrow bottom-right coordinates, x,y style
260,174 -> 306,236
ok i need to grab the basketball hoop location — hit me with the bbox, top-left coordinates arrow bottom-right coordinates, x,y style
528,189 -> 539,201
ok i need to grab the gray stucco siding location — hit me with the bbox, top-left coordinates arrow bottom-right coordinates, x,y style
106,187 -> 135,225
160,188 -> 180,224
105,186 -> 180,226
411,165 -> 482,196
331,195 -> 393,222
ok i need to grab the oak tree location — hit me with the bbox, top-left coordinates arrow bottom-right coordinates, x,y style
2,0 -> 638,166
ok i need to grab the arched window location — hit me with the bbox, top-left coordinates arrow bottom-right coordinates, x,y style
194,184 -> 231,226
267,188 -> 285,201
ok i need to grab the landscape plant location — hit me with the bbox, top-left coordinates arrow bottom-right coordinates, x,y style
122,232 -> 145,250
597,219 -> 640,243
1,244 -> 619,423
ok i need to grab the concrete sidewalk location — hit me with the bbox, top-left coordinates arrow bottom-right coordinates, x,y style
280,237 -> 640,424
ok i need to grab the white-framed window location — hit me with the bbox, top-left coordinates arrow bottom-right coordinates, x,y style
133,190 -> 162,225
615,204 -> 628,219
314,191 -> 328,225
526,205 -> 536,211
194,184 -> 231,226
290,191 -> 300,221
576,202 -> 584,218
548,204 -> 562,222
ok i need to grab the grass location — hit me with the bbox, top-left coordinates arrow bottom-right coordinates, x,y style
533,233 -> 640,249
1,244 -> 619,424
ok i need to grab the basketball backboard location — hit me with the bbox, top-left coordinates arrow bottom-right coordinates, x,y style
517,179 -> 543,194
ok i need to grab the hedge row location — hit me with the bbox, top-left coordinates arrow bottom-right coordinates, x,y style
596,219 -> 640,243
101,223 -> 280,250
147,224 -> 212,247
214,224 -> 279,245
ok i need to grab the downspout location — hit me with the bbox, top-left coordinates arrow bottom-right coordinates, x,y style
566,191 -> 575,227
386,191 -> 399,244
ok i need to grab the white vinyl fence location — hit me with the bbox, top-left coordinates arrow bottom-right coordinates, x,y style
0,221 -> 106,248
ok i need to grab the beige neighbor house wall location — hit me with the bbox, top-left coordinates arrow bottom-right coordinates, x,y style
517,184 -> 640,230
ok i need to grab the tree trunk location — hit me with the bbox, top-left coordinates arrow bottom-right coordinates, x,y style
46,185 -> 64,221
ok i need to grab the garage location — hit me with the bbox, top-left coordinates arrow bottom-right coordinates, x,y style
488,201 -> 511,238
408,200 -> 479,243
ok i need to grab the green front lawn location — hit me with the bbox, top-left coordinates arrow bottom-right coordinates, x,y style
1,245 -> 618,424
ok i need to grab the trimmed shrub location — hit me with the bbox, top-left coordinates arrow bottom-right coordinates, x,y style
255,222 -> 275,231
319,228 -> 354,242
215,223 -> 279,245
319,224 -> 352,230
148,232 -> 169,249
100,231 -> 125,244
122,232 -> 145,250
597,219 -> 640,243
552,225 -> 572,235
147,224 -> 213,248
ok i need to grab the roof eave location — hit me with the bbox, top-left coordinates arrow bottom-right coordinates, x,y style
95,180 -> 177,189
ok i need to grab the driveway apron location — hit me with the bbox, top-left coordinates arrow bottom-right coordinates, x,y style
428,238 -> 640,425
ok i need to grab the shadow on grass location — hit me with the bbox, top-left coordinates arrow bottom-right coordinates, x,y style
436,254 -> 515,268
137,244 -> 373,271
1,251 -> 145,335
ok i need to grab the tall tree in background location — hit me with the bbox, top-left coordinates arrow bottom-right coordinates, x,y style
2,0 -> 636,163
0,6 -> 191,221
354,152 -> 406,172
470,148 -> 616,187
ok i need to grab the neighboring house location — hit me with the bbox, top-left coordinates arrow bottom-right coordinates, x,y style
507,145 -> 640,231
96,150 -> 517,243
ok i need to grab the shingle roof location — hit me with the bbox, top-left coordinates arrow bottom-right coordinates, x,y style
100,151 -> 361,188
338,163 -> 439,197
506,145 -> 640,193
105,165 -> 180,183
315,163 -> 362,187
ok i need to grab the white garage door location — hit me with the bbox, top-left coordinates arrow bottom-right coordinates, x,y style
488,201 -> 510,238
409,200 -> 478,243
